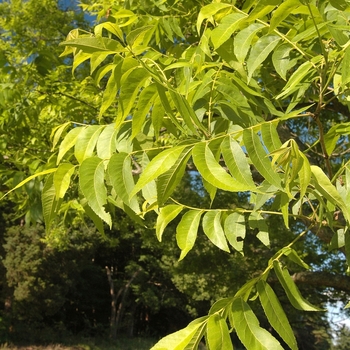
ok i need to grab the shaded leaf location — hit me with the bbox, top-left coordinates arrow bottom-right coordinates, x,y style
42,174 -> 62,231
257,281 -> 298,350
79,157 -> 111,227
247,34 -> 280,81
234,23 -> 265,63
157,148 -> 192,206
108,153 -> 140,213
243,128 -> 282,188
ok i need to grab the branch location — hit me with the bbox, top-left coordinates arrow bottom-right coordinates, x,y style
292,271 -> 350,292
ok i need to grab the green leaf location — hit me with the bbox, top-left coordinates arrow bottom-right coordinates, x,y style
257,281 -> 298,350
57,127 -> 84,164
193,142 -> 254,192
1,168 -> 57,200
132,84 -> 158,139
140,152 -> 158,206
209,298 -> 233,315
272,44 -> 294,80
90,52 -> 110,75
211,13 -> 246,49
243,128 -> 282,188
234,23 -> 264,63
247,0 -> 281,22
99,65 -> 119,118
75,125 -> 104,163
261,122 -> 282,152
275,61 -> 314,100
79,157 -> 111,227
342,46 -> 350,87
207,314 -> 233,350
60,36 -> 127,54
51,122 -> 71,151
130,145 -> 189,198
273,261 -> 322,311
42,173 -> 62,231
249,211 -> 270,246
329,0 -> 348,12
53,163 -> 75,199
224,212 -> 246,253
269,0 -> 301,32
203,211 -> 230,252
176,210 -> 203,260
232,297 -> 284,350
221,136 -> 256,189
108,153 -> 140,213
116,67 -> 151,129
197,3 -> 232,33
97,124 -> 118,159
95,21 -> 124,41
284,248 -> 310,269
151,96 -> 166,139
151,316 -> 208,350
155,83 -> 186,133
298,152 -> 311,200
169,90 -> 206,136
126,25 -> 154,48
81,198 -> 105,235
156,205 -> 183,242
246,34 -> 280,81
157,148 -> 192,206
72,51 -> 91,75
311,165 -> 350,224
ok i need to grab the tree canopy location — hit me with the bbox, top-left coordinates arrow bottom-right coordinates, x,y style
2,0 -> 350,348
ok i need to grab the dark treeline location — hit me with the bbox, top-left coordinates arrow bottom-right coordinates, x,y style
0,178 -> 342,348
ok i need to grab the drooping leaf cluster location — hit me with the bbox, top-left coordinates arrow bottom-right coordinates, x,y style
3,0 -> 350,348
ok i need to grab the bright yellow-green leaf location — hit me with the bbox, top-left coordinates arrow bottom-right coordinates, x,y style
193,142 -> 254,192
176,210 -> 203,260
75,125 -> 105,163
156,205 -> 184,242
224,212 -> 246,253
130,145 -> 189,198
273,261 -> 322,311
232,297 -> 284,350
257,281 -> 298,350
53,163 -> 75,199
203,211 -> 230,252
207,314 -> 233,350
57,127 -> 84,164
151,316 -> 208,350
